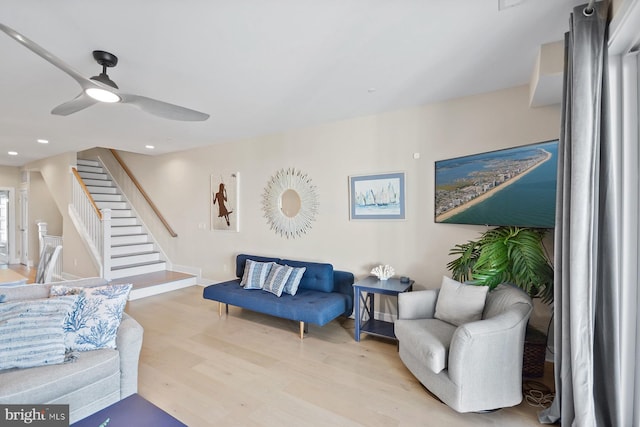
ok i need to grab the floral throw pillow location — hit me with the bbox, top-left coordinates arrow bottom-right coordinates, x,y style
50,284 -> 132,352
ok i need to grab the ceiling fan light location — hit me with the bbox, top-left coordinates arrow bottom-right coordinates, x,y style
85,88 -> 121,103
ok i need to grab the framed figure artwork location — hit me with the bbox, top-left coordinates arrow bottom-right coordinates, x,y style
211,172 -> 239,231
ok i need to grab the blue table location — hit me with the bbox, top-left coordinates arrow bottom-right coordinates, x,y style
71,394 -> 186,427
353,276 -> 413,342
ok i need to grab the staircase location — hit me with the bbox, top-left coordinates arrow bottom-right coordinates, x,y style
76,159 -> 168,280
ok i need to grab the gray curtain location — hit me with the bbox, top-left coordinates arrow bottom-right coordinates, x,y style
540,1 -> 640,425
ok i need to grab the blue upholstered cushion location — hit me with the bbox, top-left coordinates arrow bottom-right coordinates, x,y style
241,260 -> 274,290
236,255 -> 334,293
203,280 -> 351,326
263,264 -> 293,297
50,284 -> 132,352
280,259 -> 334,293
0,295 -> 78,370
209,255 -> 355,325
283,266 -> 306,296
236,254 -> 280,278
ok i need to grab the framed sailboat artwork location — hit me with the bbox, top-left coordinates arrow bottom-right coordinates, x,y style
349,172 -> 406,220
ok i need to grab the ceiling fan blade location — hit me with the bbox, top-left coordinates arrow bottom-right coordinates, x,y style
119,93 -> 209,121
2,22 -> 208,122
0,22 -> 92,88
51,92 -> 98,116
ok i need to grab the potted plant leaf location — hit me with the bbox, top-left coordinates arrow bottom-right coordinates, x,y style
447,226 -> 553,377
447,226 -> 553,303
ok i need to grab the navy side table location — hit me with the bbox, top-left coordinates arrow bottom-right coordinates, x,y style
71,394 -> 186,427
353,276 -> 413,342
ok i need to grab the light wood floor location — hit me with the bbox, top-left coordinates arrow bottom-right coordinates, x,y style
111,270 -> 196,289
3,263 -> 36,283
126,286 -> 555,427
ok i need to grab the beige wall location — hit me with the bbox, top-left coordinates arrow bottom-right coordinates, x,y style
25,152 -> 98,277
116,84 -> 560,295
27,171 -> 63,263
20,84 -> 558,325
613,0 -> 623,17
0,166 -> 21,263
0,166 -> 20,188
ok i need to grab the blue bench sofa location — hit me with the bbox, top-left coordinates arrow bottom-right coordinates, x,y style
202,254 -> 354,338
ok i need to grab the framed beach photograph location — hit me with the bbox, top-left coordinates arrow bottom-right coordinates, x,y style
211,172 -> 239,232
349,172 -> 406,220
434,139 -> 559,228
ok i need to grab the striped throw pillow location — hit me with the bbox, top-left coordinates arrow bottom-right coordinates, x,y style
241,260 -> 274,290
0,295 -> 78,370
282,266 -> 306,296
263,264 -> 294,297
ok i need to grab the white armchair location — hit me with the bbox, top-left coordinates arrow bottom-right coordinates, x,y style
395,282 -> 533,413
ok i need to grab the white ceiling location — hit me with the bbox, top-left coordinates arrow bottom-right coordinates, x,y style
0,0 -> 583,167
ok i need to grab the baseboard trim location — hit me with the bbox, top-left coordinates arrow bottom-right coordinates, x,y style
129,276 -> 197,301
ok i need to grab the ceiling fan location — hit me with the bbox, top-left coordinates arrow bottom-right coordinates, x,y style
0,23 -> 209,122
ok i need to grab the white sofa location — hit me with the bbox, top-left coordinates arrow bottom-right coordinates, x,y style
0,277 -> 144,423
395,283 -> 533,413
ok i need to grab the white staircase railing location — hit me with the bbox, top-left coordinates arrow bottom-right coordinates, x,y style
70,167 -> 112,280
98,149 -> 176,258
36,222 -> 63,282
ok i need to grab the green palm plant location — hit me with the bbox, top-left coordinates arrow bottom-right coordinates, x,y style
446,240 -> 482,283
447,226 -> 554,304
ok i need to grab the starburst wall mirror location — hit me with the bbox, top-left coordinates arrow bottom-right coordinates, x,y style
262,168 -> 319,238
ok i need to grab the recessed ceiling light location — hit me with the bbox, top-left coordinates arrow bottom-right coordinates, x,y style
368,88 -> 377,93
37,139 -> 49,144
8,151 -> 18,156
145,145 -> 155,149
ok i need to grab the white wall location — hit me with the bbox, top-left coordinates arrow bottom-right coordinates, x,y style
115,85 -> 560,296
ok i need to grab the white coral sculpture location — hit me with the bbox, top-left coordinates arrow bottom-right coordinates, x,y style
371,264 -> 395,281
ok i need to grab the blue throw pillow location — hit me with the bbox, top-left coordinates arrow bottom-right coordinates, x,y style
241,260 -> 274,290
282,266 -> 306,296
263,264 -> 293,297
